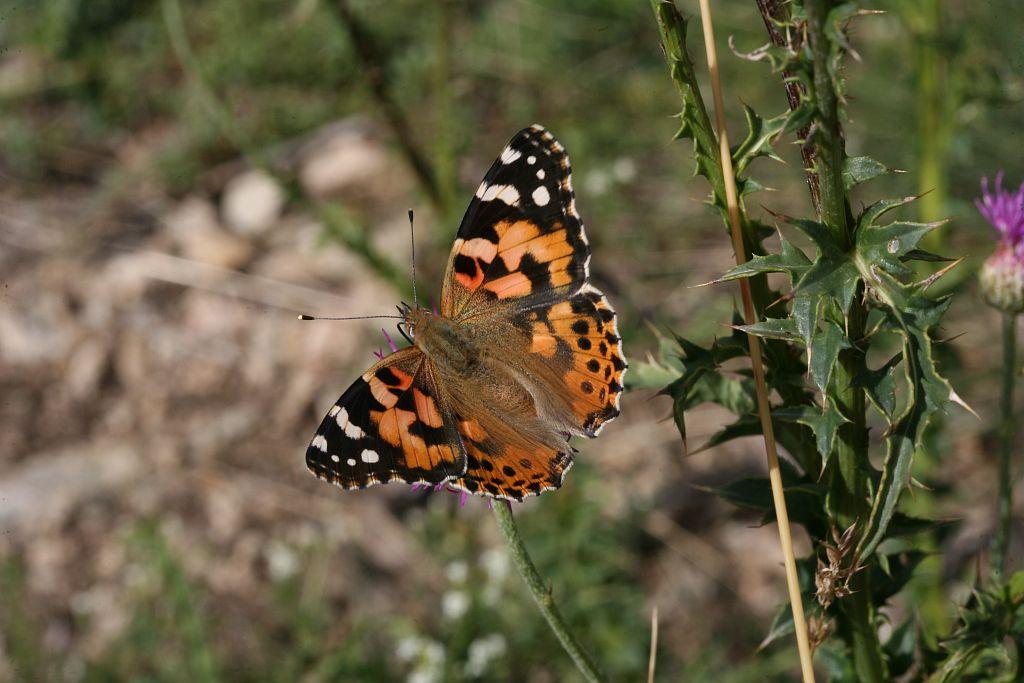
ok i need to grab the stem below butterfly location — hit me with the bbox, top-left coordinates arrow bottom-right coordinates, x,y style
491,502 -> 607,683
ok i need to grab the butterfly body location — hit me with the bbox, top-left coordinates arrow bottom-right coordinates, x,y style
307,125 -> 626,501
409,309 -> 482,375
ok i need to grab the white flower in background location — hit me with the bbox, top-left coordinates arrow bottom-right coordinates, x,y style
396,635 -> 426,662
480,548 -> 509,583
480,548 -> 510,605
441,590 -> 470,620
583,170 -> 611,196
612,157 -> 637,183
584,158 -> 637,196
446,560 -> 468,584
264,540 -> 298,582
408,669 -> 439,683
396,635 -> 445,683
464,633 -> 508,678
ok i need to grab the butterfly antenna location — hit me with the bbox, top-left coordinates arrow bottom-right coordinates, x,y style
297,314 -> 404,321
408,209 -> 418,309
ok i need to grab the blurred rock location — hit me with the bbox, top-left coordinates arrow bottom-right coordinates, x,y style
299,126 -> 396,199
0,443 -> 142,536
165,196 -> 253,269
66,339 -> 110,400
221,170 -> 286,236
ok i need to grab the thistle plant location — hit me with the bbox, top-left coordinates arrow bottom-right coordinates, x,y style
977,173 -> 1024,580
641,1 -> 968,678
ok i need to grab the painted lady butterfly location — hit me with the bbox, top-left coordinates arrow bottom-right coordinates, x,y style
306,125 -> 625,501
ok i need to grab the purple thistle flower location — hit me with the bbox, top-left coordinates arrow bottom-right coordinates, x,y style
976,172 -> 1024,254
977,172 -> 1024,313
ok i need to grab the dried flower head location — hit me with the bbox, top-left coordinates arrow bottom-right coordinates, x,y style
976,173 -> 1024,313
814,524 -> 861,610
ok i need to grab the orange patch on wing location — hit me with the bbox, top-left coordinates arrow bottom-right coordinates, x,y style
484,272 -> 532,299
459,237 -> 498,263
495,220 -> 541,249
546,301 -> 574,319
375,408 -> 413,446
547,256 -> 575,287
368,379 -> 398,409
500,229 -> 572,271
413,389 -> 444,428
455,264 -> 484,291
530,334 -> 558,358
459,419 -> 488,442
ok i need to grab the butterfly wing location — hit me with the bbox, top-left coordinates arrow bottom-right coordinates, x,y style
452,417 -> 574,502
445,284 -> 626,502
440,125 -> 589,320
306,347 -> 467,489
516,284 -> 626,436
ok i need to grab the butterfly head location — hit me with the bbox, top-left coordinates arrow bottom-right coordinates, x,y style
397,302 -> 437,343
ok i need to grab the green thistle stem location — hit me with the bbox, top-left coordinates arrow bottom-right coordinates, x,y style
994,312 -> 1019,579
804,0 -> 885,678
491,503 -> 607,683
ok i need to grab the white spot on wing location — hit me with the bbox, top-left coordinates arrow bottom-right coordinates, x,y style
480,184 -> 520,206
312,435 -> 328,451
335,407 -> 365,439
330,454 -> 340,462
532,186 -> 550,206
536,169 -> 545,179
329,405 -> 341,417
360,449 -> 380,464
527,155 -> 536,165
500,146 -> 521,164
347,458 -> 356,466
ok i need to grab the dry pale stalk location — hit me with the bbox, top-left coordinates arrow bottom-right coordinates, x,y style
695,0 -> 817,680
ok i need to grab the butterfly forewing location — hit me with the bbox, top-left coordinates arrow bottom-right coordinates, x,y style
306,347 -> 467,489
441,125 -> 590,320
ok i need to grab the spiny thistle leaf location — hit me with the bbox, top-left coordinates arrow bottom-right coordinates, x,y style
713,235 -> 812,284
923,574 -> 1024,681
758,556 -> 818,652
843,155 -> 898,189
732,103 -> 787,176
783,103 -> 817,136
856,216 -> 946,280
728,36 -> 801,73
853,352 -> 902,422
809,319 -> 852,393
708,459 -> 826,528
774,399 -> 849,462
856,268 -> 959,558
737,318 -> 804,343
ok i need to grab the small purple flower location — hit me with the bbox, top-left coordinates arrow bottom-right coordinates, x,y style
977,173 -> 1024,313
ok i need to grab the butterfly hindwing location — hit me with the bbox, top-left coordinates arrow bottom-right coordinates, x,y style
449,417 -> 574,502
306,347 -> 466,489
441,125 -> 589,319
519,284 -> 626,436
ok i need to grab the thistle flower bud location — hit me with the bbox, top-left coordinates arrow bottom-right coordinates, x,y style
980,244 -> 1024,313
976,172 -> 1024,313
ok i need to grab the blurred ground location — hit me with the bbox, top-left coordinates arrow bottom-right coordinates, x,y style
0,0 -> 1022,681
